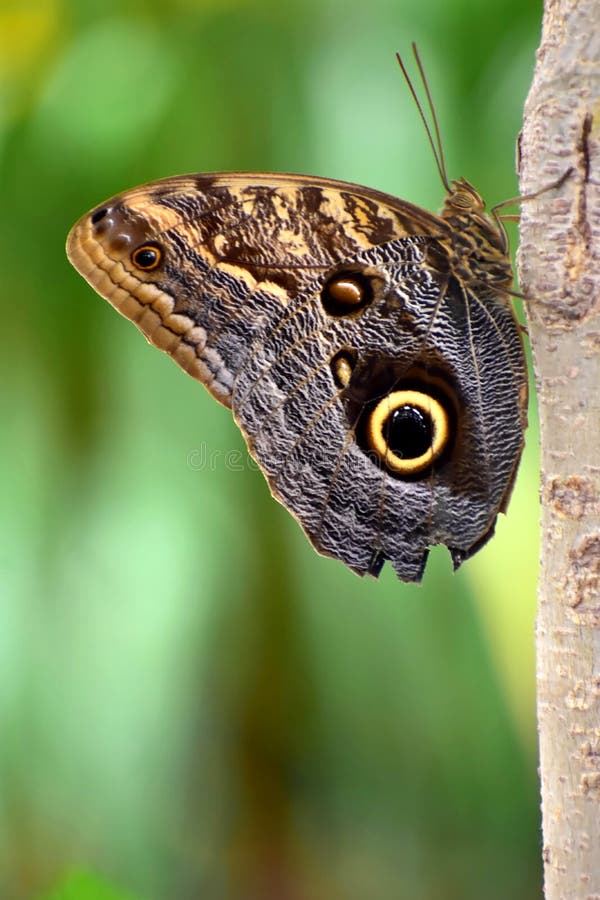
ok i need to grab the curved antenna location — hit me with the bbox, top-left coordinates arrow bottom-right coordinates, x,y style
396,44 -> 451,194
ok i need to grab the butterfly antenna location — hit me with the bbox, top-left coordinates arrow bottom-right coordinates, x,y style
396,45 -> 451,194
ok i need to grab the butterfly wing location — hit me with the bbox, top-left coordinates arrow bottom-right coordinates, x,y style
67,173 -> 526,581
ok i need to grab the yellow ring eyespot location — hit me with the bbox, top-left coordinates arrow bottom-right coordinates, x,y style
131,244 -> 162,271
366,389 -> 450,476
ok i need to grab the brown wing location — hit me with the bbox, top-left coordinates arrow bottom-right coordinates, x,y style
66,173 -> 525,581
66,171 -> 449,406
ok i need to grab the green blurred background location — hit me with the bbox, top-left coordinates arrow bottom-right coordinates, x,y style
1,1 -> 544,898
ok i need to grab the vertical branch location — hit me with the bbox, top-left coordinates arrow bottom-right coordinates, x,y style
518,3 -> 600,898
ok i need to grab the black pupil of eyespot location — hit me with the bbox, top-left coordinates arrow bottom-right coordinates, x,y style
91,207 -> 107,224
135,248 -> 158,268
384,405 -> 432,459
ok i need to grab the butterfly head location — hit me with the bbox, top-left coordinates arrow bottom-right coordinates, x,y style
442,178 -> 486,216
439,177 -> 510,267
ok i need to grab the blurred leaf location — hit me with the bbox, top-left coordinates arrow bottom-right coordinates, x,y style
39,869 -> 141,900
29,17 -> 179,170
0,1 -> 59,78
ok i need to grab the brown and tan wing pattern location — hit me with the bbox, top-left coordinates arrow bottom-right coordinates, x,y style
67,173 -> 526,581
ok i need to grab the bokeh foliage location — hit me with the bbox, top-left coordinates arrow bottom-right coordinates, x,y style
1,0 -> 543,898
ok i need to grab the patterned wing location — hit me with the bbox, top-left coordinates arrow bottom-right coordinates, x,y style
67,172 -> 526,581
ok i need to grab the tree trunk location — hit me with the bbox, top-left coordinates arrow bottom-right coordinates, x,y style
517,3 -> 600,898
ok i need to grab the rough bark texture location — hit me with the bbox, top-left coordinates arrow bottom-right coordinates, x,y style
518,2 -> 600,898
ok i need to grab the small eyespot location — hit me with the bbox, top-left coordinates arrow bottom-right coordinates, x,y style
365,389 -> 451,477
322,271 -> 373,316
91,207 -> 108,225
131,244 -> 162,271
330,350 -> 357,389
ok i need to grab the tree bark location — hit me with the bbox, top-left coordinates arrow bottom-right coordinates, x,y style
518,3 -> 600,898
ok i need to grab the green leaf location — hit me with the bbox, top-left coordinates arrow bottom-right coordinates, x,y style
38,868 -> 142,900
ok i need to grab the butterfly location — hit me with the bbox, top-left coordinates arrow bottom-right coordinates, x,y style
66,46 -> 527,582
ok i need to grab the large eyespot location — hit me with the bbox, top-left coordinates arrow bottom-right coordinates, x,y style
321,271 -> 374,316
131,243 -> 162,271
366,389 -> 450,476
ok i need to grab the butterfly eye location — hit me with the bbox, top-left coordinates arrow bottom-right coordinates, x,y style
366,389 -> 450,476
131,244 -> 162,271
322,272 -> 373,316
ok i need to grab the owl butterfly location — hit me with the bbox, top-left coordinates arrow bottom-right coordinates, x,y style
67,46 -> 527,582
